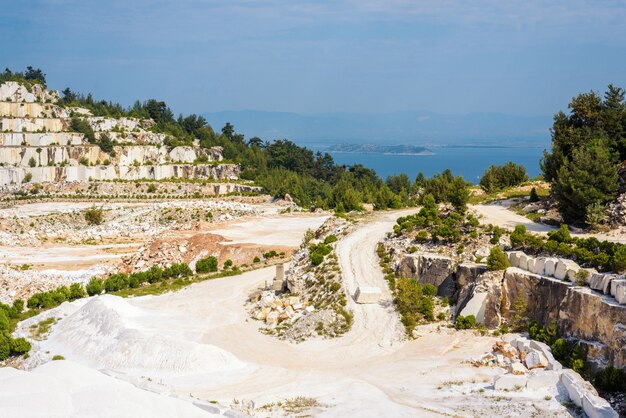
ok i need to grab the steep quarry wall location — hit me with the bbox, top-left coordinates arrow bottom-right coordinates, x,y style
0,81 -> 238,188
395,250 -> 626,370
0,132 -> 83,146
87,116 -> 150,132
0,102 -> 69,118
1,117 -> 66,132
0,163 -> 240,184
0,145 -> 222,167
504,268 -> 626,370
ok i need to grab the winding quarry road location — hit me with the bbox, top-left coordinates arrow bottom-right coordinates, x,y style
1,209 -> 574,417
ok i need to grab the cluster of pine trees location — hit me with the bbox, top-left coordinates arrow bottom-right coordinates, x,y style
542,85 -> 626,225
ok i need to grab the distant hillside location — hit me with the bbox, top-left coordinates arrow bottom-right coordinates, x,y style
202,110 -> 552,146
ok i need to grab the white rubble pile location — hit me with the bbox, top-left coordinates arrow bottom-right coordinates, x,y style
470,336 -> 618,417
249,291 -> 312,326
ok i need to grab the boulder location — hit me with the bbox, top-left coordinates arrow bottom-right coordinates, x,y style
543,258 -> 559,277
507,251 -> 525,268
494,374 -> 527,390
526,370 -> 561,390
265,311 -> 279,325
582,392 -> 619,418
528,257 -> 547,275
517,253 -> 530,271
610,278 -> 626,300
508,361 -> 527,375
554,259 -> 580,280
493,340 -> 519,359
529,340 -> 562,371
590,273 -> 610,293
561,369 -> 597,407
524,350 -> 548,369
354,286 -> 381,304
512,337 -> 531,353
614,281 -> 626,304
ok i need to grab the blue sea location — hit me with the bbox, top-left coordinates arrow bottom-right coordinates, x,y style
324,146 -> 547,185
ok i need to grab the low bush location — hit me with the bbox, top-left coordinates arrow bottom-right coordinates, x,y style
456,315 -> 476,329
309,243 -> 333,266
86,278 -> 104,296
487,246 -> 510,271
422,283 -> 438,297
595,366 -> 626,392
84,205 -> 104,225
196,256 -> 218,273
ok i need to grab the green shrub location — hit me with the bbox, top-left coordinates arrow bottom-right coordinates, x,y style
528,320 -> 558,346
10,337 -> 31,355
196,256 -> 217,273
529,187 -> 540,202
98,133 -> 114,153
28,157 -> 37,167
223,259 -> 233,269
85,278 -> 104,296
422,283 -> 437,297
0,333 -> 11,360
84,205 -> 104,225
595,366 -> 626,392
70,116 -> 95,143
263,250 -> 278,258
548,224 -> 572,243
456,315 -> 476,329
253,256 -> 260,263
0,310 -> 8,331
323,235 -> 338,244
309,243 -> 332,266
311,253 -> 324,266
575,269 -> 590,286
487,246 -> 510,271
551,338 -> 570,361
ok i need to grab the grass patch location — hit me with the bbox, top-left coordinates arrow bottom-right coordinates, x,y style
29,317 -> 58,340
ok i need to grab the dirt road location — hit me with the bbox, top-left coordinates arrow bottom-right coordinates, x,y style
472,203 -> 626,243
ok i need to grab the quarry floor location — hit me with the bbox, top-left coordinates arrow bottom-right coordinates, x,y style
0,200 -> 325,272
0,208 -> 575,417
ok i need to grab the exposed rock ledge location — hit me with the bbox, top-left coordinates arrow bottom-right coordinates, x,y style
395,251 -> 626,371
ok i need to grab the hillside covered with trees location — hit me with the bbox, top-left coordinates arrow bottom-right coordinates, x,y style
2,67 -> 472,212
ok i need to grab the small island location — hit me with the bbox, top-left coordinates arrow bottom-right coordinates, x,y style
328,143 -> 433,155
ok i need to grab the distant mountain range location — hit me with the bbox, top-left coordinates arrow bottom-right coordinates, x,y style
202,110 -> 552,147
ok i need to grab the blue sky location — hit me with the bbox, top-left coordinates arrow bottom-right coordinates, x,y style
2,0 -> 626,116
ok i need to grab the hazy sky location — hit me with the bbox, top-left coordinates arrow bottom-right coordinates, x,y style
2,0 -> 626,116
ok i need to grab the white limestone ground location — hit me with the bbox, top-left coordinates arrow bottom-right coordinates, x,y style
0,210 -> 575,417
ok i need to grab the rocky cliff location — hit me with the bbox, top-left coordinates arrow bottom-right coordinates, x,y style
394,249 -> 626,371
